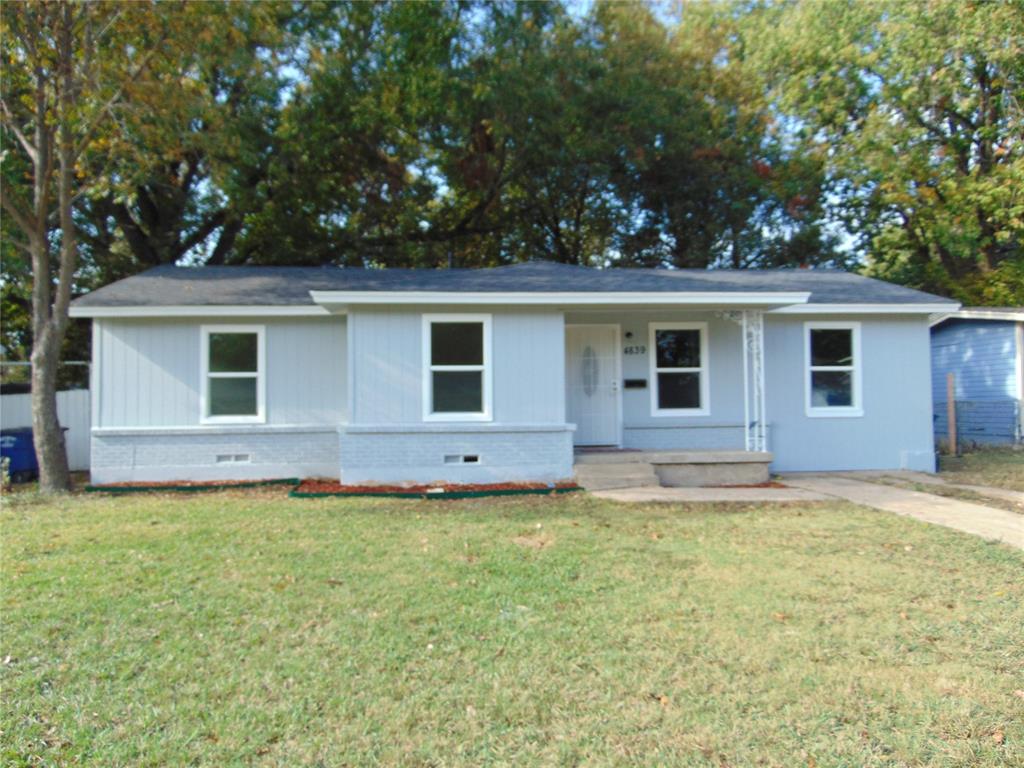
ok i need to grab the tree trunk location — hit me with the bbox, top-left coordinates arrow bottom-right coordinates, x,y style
30,332 -> 70,492
28,1 -> 77,493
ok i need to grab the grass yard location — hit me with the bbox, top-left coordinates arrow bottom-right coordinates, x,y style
2,491 -> 1022,767
939,447 -> 1024,492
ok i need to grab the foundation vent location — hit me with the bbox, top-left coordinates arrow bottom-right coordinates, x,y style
444,454 -> 480,465
216,453 -> 252,464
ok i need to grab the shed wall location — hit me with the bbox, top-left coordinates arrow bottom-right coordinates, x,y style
931,319 -> 1022,444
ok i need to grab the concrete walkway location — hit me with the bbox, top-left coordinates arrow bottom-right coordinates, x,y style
591,485 -> 829,503
783,474 -> 1024,549
871,470 -> 1024,508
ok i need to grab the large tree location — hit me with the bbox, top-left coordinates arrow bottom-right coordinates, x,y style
237,0 -> 838,270
0,1 -> 208,491
750,0 -> 1024,303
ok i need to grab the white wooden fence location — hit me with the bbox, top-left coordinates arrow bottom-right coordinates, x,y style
0,389 -> 91,471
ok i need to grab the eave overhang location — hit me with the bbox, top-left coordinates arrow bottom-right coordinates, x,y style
68,304 -> 330,318
308,290 -> 813,313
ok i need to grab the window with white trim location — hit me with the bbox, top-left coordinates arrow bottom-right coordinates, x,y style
423,314 -> 491,421
649,322 -> 708,415
805,322 -> 862,416
201,325 -> 265,423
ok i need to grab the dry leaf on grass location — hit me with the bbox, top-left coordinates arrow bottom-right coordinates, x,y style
512,535 -> 552,549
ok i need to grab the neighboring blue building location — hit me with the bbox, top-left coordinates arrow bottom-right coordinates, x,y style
931,308 -> 1024,446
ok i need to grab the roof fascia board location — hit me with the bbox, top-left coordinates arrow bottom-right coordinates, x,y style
309,290 -> 812,307
68,305 -> 331,318
773,303 -> 959,315
929,309 -> 1024,326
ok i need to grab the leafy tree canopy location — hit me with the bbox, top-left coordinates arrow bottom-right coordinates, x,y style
3,0 -> 1020,366
748,0 -> 1023,303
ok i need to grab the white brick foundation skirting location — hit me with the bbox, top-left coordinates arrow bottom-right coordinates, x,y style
339,423 -> 576,485
90,426 -> 340,484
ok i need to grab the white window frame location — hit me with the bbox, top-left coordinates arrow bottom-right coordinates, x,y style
200,324 -> 266,424
649,322 -> 710,417
804,321 -> 863,418
422,313 -> 493,422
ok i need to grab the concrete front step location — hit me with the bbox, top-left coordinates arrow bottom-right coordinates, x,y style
573,462 -> 660,491
573,450 -> 773,489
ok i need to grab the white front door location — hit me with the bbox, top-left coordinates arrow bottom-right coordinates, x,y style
565,325 -> 620,446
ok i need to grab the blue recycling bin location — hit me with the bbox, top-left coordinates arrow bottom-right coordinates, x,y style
1,427 -> 39,483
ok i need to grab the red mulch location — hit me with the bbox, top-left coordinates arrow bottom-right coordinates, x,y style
295,479 -> 578,495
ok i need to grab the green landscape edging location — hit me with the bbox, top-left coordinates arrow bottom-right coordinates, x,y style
85,478 -> 300,494
289,486 -> 583,500
84,479 -> 583,500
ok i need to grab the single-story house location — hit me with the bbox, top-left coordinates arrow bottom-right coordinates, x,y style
930,307 -> 1024,446
69,262 -> 957,486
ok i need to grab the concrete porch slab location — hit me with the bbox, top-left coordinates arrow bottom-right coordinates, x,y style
574,450 -> 772,465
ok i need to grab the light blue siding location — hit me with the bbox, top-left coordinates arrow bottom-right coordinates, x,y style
348,307 -> 565,425
96,317 -> 347,428
765,315 -> 936,472
343,307 -> 572,483
91,304 -> 944,482
565,311 -> 745,449
931,319 -> 1022,444
565,311 -> 937,468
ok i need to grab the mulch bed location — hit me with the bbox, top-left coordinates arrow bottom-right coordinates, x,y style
291,479 -> 581,499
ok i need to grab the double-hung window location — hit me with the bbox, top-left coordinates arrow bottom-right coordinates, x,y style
649,322 -> 709,416
201,325 -> 265,423
805,322 -> 862,417
423,314 -> 492,421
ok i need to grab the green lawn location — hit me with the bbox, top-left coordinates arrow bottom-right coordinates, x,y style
2,491 -> 1022,767
939,447 -> 1024,492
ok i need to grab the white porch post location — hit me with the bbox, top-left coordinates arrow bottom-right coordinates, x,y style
741,312 -> 750,451
718,310 -> 767,452
743,310 -> 767,452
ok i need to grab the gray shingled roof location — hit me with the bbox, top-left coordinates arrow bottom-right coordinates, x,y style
71,261 -> 955,307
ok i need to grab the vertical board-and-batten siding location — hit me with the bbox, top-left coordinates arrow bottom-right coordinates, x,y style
348,307 -> 565,425
765,314 -> 936,472
94,317 -> 347,428
89,316 -> 347,483
931,319 -> 1022,443
341,307 -> 573,484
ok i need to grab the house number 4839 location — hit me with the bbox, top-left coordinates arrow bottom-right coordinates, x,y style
623,345 -> 646,355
